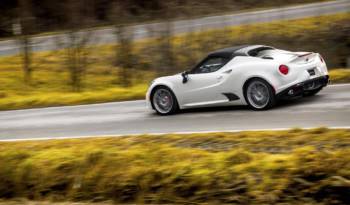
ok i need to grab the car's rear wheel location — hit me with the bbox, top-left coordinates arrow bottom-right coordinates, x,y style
151,86 -> 178,115
245,79 -> 276,110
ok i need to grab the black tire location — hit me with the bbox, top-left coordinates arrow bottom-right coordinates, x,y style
244,78 -> 276,110
151,86 -> 179,115
303,87 -> 322,97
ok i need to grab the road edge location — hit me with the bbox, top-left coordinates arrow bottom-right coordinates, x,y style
1,126 -> 350,142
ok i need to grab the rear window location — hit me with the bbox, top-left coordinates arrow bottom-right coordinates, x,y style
248,47 -> 275,57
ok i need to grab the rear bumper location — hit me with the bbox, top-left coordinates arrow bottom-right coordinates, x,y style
276,75 -> 329,100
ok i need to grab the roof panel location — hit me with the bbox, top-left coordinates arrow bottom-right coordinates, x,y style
208,45 -> 251,58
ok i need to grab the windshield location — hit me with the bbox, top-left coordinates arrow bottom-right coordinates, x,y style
190,56 -> 230,74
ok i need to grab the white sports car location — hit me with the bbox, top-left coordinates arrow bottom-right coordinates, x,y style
146,45 -> 329,115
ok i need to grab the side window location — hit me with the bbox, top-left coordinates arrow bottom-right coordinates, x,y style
191,56 -> 230,74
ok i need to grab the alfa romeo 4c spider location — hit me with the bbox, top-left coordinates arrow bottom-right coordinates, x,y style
146,45 -> 329,115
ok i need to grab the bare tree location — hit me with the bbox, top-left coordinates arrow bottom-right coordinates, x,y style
181,20 -> 199,70
156,20 -> 175,75
152,1 -> 179,76
109,2 -> 135,87
65,32 -> 91,91
59,0 -> 94,91
17,0 -> 35,83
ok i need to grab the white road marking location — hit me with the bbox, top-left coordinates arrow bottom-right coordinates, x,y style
328,83 -> 350,87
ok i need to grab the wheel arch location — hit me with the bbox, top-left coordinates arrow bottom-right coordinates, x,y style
149,84 -> 178,110
242,76 -> 277,110
242,76 -> 276,104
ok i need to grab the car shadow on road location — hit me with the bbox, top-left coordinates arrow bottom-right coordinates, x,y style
275,94 -> 324,109
179,105 -> 250,114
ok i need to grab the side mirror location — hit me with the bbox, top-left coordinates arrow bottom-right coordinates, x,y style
181,71 -> 189,84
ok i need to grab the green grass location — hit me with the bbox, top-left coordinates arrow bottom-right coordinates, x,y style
0,51 -> 153,110
0,128 -> 349,204
0,13 -> 349,111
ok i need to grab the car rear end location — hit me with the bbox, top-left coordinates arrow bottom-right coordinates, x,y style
270,50 -> 329,99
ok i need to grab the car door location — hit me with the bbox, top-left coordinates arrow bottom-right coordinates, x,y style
180,56 -> 231,107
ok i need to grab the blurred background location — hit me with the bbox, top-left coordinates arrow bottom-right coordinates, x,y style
0,0 -> 349,109
0,1 -> 350,205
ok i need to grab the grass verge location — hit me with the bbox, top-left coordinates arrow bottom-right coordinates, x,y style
0,128 -> 349,204
329,69 -> 350,84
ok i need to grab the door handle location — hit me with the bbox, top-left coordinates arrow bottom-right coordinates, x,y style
223,69 -> 232,74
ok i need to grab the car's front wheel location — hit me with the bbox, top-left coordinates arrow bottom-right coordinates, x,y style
245,79 -> 276,110
151,86 -> 179,115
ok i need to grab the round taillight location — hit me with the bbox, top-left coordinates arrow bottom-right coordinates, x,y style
279,65 -> 289,75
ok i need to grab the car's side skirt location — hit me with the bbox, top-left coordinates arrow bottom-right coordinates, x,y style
222,93 -> 240,101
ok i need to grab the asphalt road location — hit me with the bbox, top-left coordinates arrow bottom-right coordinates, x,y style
0,84 -> 349,141
0,0 -> 349,56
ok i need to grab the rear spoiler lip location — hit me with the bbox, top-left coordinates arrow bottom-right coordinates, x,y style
297,52 -> 314,57
289,52 -> 316,63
